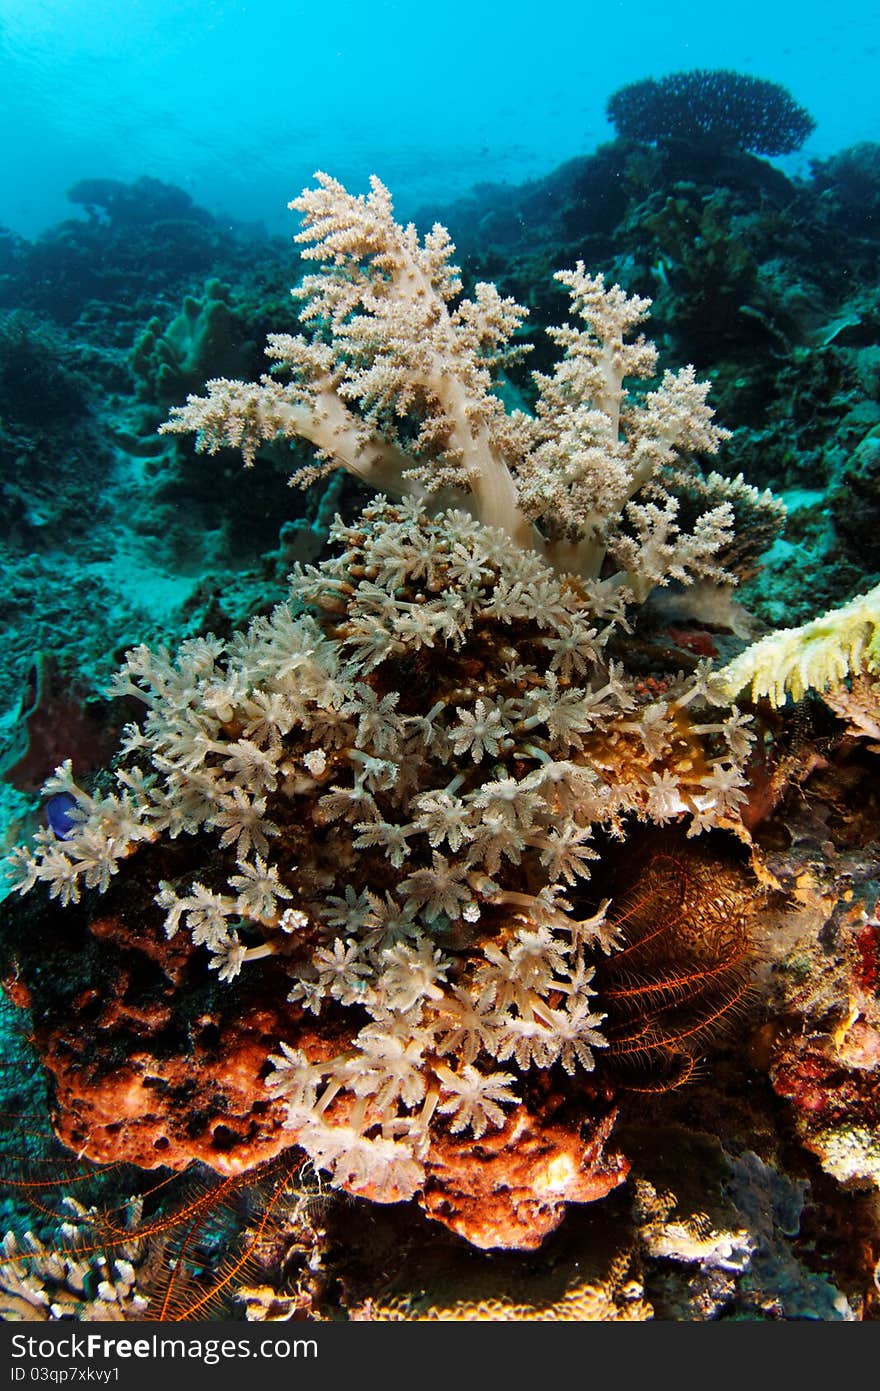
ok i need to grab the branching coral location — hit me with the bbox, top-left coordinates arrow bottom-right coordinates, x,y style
0,1197 -> 151,1321
4,500 -> 752,1215
159,172 -> 762,600
3,176 -> 768,1240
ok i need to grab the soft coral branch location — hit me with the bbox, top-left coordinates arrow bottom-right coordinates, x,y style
161,172 -> 758,599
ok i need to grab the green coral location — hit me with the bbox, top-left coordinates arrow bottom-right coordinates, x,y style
130,278 -> 253,405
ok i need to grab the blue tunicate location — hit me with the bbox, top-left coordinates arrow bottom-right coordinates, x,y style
45,792 -> 81,840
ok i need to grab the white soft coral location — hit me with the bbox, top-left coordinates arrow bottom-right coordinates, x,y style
161,172 -> 745,597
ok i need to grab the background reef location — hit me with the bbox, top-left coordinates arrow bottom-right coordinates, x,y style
1,126 -> 879,1321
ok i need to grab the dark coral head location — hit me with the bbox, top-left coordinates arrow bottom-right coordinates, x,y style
607,69 -> 815,157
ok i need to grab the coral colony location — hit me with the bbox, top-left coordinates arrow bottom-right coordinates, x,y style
4,175 -> 878,1249
606,70 -> 816,157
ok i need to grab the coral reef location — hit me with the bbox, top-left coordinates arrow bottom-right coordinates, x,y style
809,144 -> 880,238
349,1230 -> 651,1320
765,873 -> 880,1190
0,1198 -> 153,1322
2,178 -> 765,1253
0,1079 -> 328,1324
130,279 -> 258,408
2,158 -> 880,1317
626,1132 -> 854,1319
423,118 -> 879,629
0,654 -> 120,794
606,70 -> 815,157
1,489 -> 749,1247
3,107 -> 877,858
831,427 -> 880,567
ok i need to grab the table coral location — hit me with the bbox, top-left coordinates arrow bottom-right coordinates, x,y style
606,70 -> 815,158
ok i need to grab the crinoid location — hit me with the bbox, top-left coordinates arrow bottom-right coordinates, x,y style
594,837 -> 760,1091
0,1106 -> 325,1321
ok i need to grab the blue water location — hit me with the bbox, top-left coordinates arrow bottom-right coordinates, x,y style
1,0 -> 877,239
